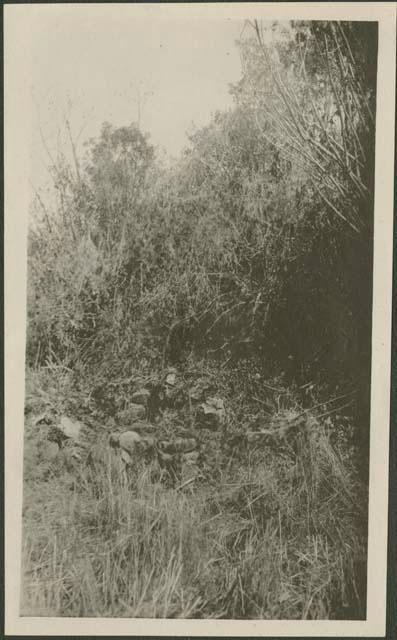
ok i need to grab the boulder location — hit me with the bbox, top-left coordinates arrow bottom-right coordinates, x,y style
110,430 -> 142,452
165,373 -> 176,387
109,430 -> 144,467
57,415 -> 84,442
197,397 -> 225,429
48,416 -> 85,445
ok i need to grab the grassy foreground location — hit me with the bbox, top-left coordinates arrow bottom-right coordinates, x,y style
21,366 -> 368,619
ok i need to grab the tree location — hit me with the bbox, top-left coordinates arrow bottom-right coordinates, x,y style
236,20 -> 377,235
85,122 -> 154,244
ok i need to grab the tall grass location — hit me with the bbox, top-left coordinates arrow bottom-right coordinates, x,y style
22,372 -> 367,619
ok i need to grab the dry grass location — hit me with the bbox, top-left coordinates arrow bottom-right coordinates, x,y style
21,370 -> 368,620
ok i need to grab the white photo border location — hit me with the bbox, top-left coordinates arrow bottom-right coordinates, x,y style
4,2 -> 396,636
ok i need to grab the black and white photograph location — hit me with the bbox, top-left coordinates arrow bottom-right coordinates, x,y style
4,2 -> 396,636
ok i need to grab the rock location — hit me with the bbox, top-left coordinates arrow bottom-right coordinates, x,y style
202,397 -> 225,415
47,416 -> 84,446
57,415 -> 84,442
159,437 -> 197,454
182,450 -> 200,464
165,373 -> 176,387
117,404 -> 146,423
110,430 -> 142,452
198,397 -> 225,429
109,429 -> 158,469
109,430 -> 145,467
131,389 -> 151,406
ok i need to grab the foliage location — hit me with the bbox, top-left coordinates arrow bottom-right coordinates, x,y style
237,20 -> 377,233
27,21 -> 377,397
23,19 -> 378,621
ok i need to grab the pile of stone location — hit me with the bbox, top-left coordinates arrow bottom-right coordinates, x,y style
106,369 -> 225,481
108,428 -> 200,482
34,367 -> 225,487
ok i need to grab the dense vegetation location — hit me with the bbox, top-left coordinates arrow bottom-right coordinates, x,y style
23,21 -> 377,619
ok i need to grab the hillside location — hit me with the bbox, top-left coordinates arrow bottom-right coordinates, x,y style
22,20 -> 377,619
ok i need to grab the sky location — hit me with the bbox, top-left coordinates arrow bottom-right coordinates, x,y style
24,7 -> 245,191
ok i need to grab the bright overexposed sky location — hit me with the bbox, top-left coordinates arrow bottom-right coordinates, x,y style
21,6 -> 245,190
